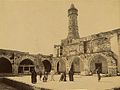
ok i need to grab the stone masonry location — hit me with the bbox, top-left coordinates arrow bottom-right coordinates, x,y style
54,4 -> 120,76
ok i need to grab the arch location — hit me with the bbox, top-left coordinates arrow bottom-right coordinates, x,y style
18,59 -> 35,74
70,57 -> 84,73
0,57 -> 12,73
18,56 -> 35,65
89,55 -> 108,74
57,60 -> 66,73
42,60 -> 51,72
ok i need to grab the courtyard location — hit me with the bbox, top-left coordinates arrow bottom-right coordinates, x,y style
6,75 -> 120,90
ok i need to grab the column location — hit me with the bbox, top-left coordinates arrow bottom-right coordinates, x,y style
12,64 -> 18,75
66,60 -> 70,74
23,66 -> 24,74
81,60 -> 89,75
29,66 -> 30,74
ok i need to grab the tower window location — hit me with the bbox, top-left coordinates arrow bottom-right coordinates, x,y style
60,46 -> 63,56
84,41 -> 87,53
57,49 -> 59,57
60,46 -> 63,49
67,40 -> 69,44
70,39 -> 72,43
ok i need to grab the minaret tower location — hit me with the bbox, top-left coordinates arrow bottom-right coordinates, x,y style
67,4 -> 80,39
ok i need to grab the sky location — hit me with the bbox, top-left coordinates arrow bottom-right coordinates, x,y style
0,0 -> 120,55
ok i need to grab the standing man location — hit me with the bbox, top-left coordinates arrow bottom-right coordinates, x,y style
59,72 -> 64,81
43,71 -> 48,82
69,70 -> 74,81
96,67 -> 101,82
59,72 -> 66,82
63,72 -> 67,81
39,70 -> 42,81
31,68 -> 37,84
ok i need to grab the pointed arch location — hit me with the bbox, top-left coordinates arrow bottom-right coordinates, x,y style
89,55 -> 108,74
70,57 -> 84,73
42,60 -> 52,72
57,59 -> 66,73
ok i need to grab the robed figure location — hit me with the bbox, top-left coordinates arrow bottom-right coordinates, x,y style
39,71 -> 42,81
96,67 -> 101,82
43,71 -> 48,82
69,70 -> 74,81
31,69 -> 37,84
59,72 -> 67,82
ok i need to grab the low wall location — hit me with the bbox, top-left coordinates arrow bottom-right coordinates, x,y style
0,78 -> 51,90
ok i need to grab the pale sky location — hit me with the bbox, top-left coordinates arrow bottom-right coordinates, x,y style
0,0 -> 120,55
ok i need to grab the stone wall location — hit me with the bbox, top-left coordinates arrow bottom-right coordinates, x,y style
0,49 -> 53,75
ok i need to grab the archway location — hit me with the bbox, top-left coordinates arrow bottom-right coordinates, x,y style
18,59 -> 35,74
0,57 -> 12,73
70,57 -> 81,73
57,60 -> 66,73
90,55 -> 108,74
42,60 -> 51,72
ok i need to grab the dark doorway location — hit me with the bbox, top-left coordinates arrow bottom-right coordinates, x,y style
42,60 -> 51,72
0,57 -> 12,73
95,63 -> 102,73
18,59 -> 34,74
70,58 -> 80,73
57,60 -> 66,73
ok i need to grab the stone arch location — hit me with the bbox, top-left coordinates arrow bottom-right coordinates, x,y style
18,56 -> 35,65
18,58 -> 35,74
89,54 -> 108,74
0,56 -> 12,73
42,60 -> 52,72
70,57 -> 84,73
56,59 -> 66,73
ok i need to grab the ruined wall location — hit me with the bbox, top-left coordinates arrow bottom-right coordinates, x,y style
85,37 -> 111,53
59,32 -> 112,57
53,29 -> 120,75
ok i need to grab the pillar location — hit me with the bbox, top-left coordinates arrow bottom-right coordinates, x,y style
23,66 -> 24,74
108,59 -> 117,76
81,59 -> 89,75
66,60 -> 70,74
12,64 -> 18,75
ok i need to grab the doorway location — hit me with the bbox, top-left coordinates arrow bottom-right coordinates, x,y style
18,59 -> 34,74
0,57 -> 12,73
42,60 -> 51,72
95,63 -> 102,73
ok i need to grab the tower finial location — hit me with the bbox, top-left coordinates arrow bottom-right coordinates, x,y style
70,4 -> 75,8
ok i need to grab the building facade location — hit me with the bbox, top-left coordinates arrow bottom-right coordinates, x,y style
0,4 -> 120,76
54,4 -> 120,75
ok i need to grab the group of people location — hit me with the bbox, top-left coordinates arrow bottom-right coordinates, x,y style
30,67 -> 101,84
59,70 -> 74,82
30,69 -> 74,84
30,69 -> 54,84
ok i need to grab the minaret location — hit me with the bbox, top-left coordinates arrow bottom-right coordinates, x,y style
67,4 -> 80,39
